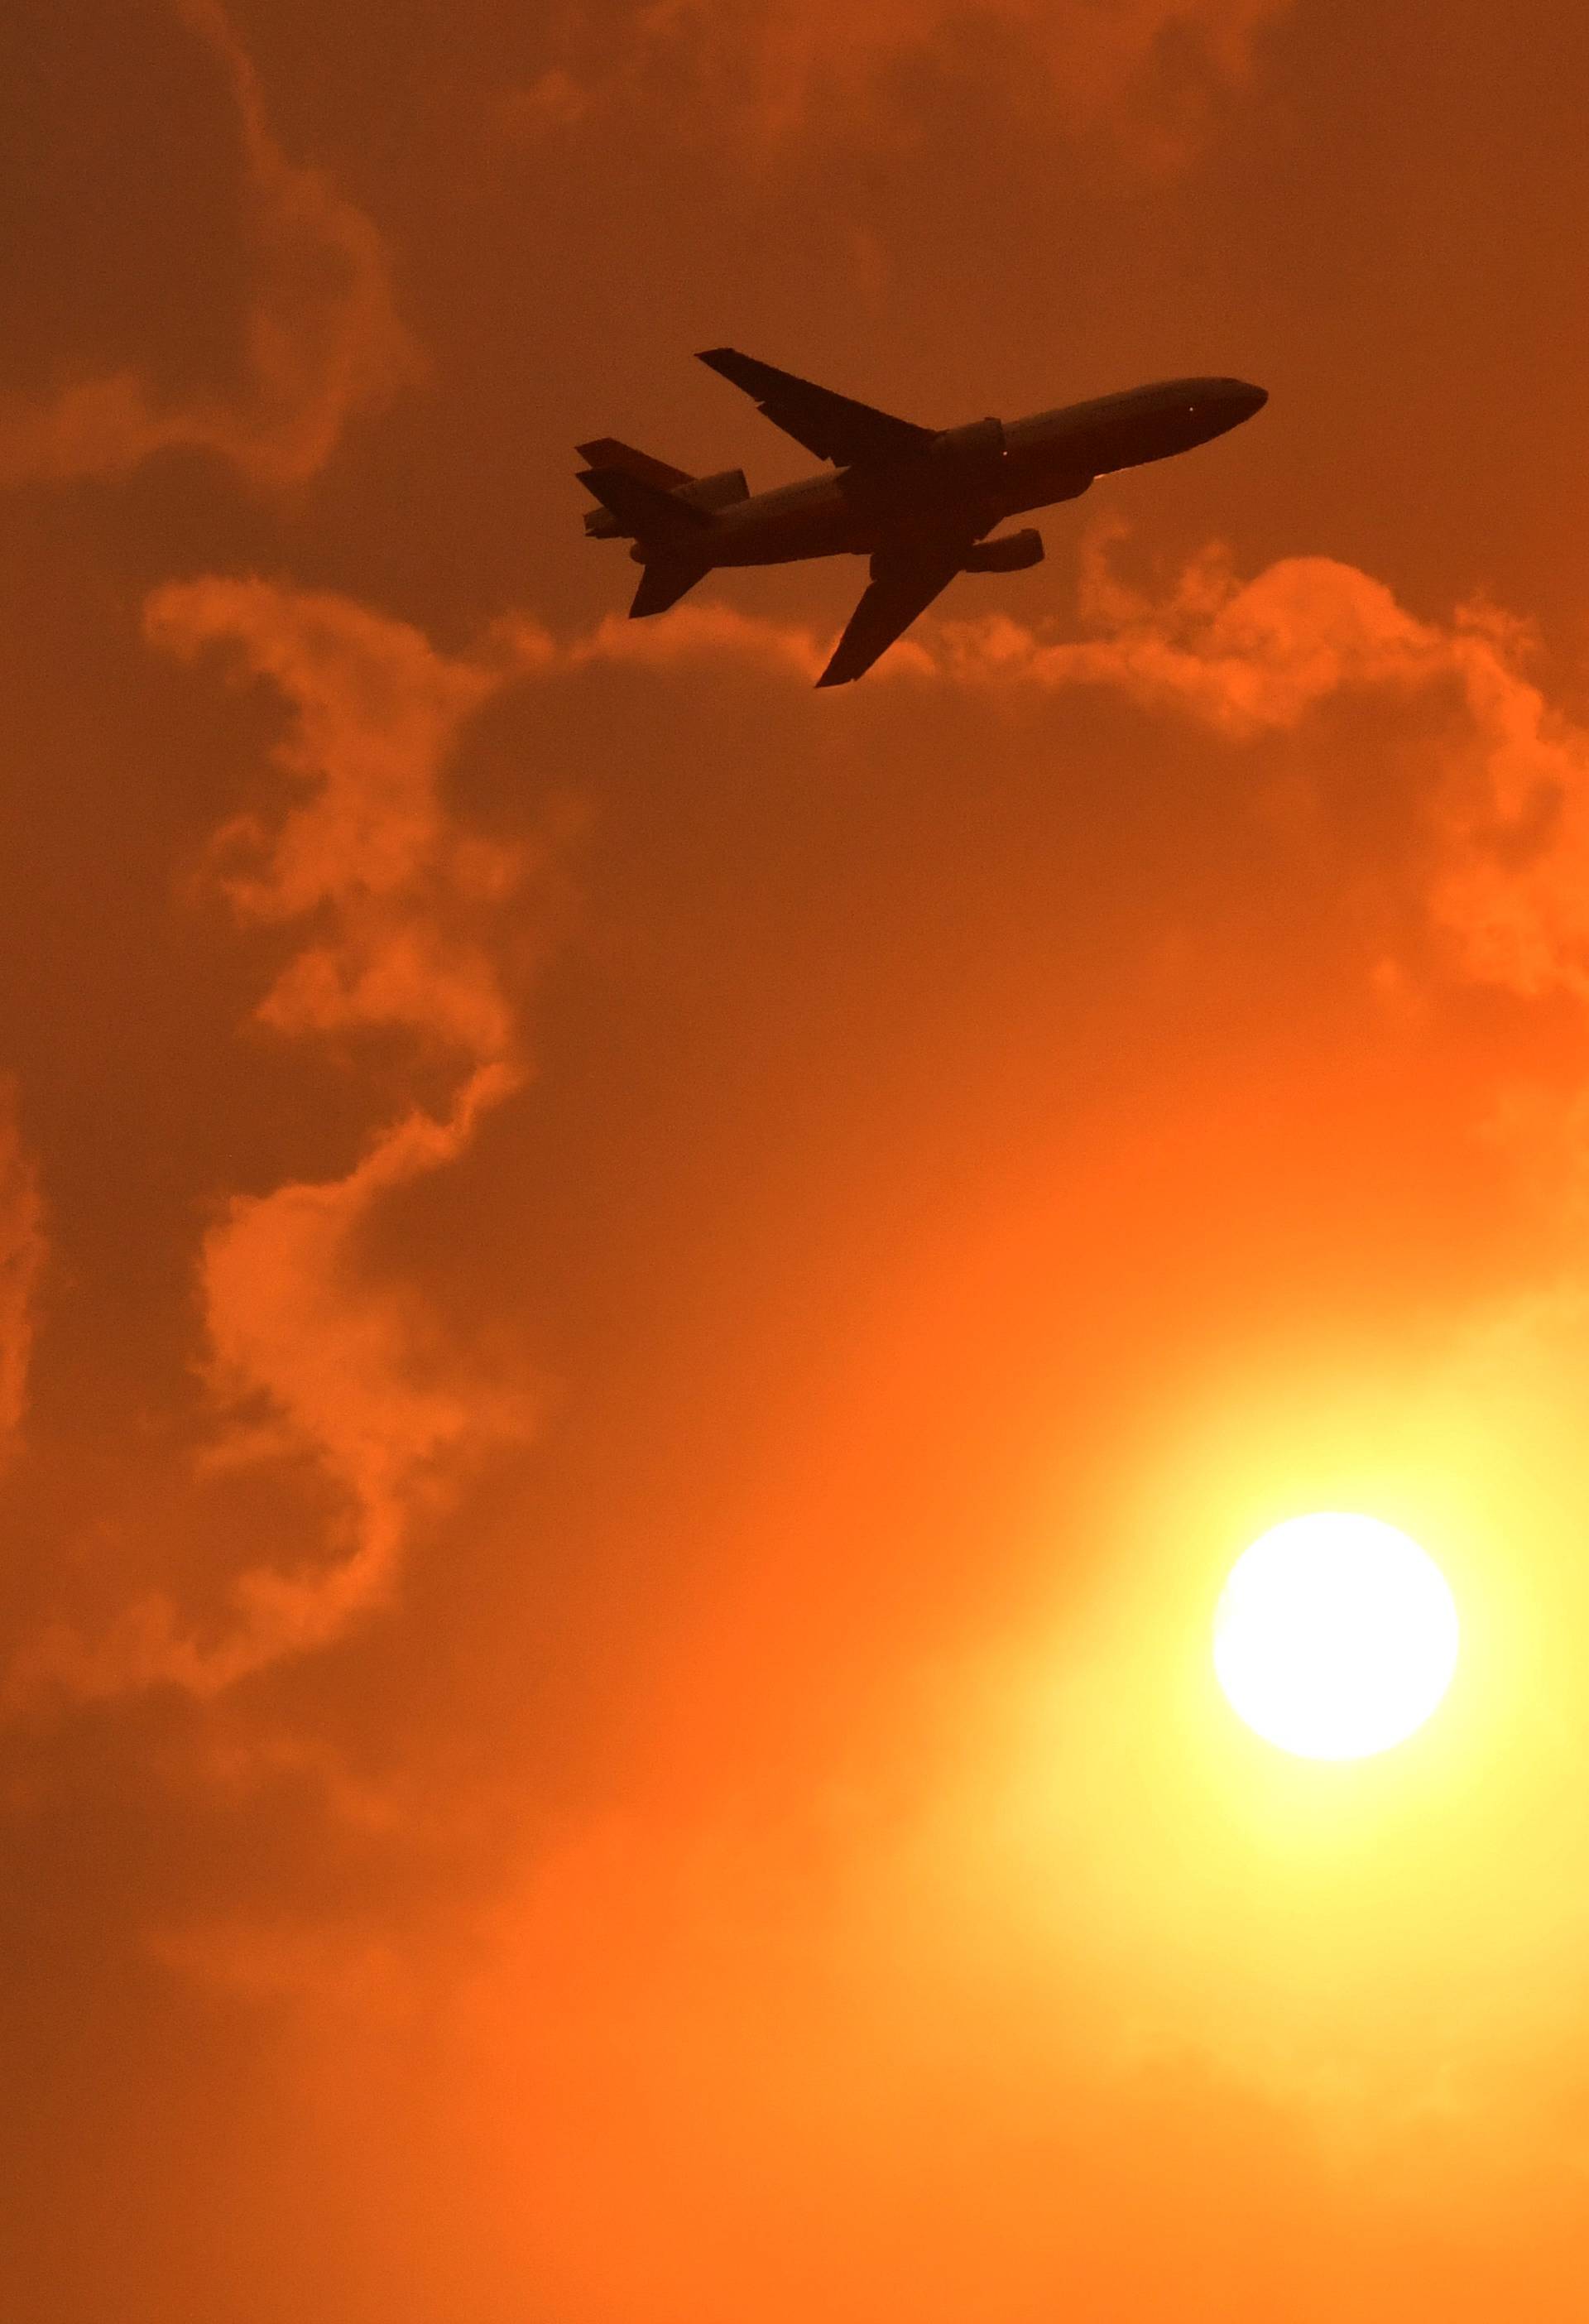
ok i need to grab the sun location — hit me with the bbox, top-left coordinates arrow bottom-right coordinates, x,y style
1212,1513 -> 1460,1760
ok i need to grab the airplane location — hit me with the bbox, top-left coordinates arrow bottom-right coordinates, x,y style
576,348 -> 1267,687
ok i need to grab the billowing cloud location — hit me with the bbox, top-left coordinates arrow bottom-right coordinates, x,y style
17,583 -> 539,1698
13,535 -> 1582,1705
561,537 -> 1589,1008
511,0 -> 1289,149
0,0 -> 417,492
569,603 -> 832,681
931,538 -> 1589,1005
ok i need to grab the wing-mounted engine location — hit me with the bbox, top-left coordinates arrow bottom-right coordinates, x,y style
961,526 -> 1044,573
582,467 -> 750,539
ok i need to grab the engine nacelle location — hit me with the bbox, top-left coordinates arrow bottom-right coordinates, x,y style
931,415 -> 1006,468
961,527 -> 1044,574
583,465 -> 748,540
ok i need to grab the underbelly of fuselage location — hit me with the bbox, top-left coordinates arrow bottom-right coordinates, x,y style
707,492 -> 866,568
702,446 -> 1097,569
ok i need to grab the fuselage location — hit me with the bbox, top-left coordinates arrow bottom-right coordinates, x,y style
657,377 -> 1265,571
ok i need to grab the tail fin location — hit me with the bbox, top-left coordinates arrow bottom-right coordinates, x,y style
630,557 -> 708,619
576,437 -> 694,489
578,463 -> 713,545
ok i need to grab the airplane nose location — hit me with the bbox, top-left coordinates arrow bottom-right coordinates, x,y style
1234,382 -> 1268,419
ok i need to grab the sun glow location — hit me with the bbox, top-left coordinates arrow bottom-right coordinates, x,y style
1213,1513 -> 1460,1760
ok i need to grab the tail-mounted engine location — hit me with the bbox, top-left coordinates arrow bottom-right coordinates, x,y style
931,416 -> 1006,470
683,467 -> 751,511
961,527 -> 1044,574
582,465 -> 748,540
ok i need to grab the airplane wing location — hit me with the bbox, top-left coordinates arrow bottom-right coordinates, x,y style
817,549 -> 962,688
697,348 -> 936,468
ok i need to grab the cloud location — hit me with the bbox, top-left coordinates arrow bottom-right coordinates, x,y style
933,535 -> 1450,729
497,598 -> 925,684
570,603 -> 833,681
17,583 -> 540,1699
19,532 -> 1585,1702
557,537 -> 1589,1008
932,538 -> 1589,1006
506,0 -> 1290,153
0,0 -> 418,492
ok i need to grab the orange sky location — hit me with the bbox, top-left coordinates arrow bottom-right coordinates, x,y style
7,3 -> 1589,2317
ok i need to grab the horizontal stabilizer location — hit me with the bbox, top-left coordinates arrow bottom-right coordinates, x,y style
578,463 -> 713,543
631,559 -> 708,619
575,437 -> 693,488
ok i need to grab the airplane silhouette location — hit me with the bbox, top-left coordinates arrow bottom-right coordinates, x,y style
578,348 -> 1266,687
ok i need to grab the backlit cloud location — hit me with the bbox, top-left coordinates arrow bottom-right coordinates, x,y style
933,539 -> 1589,1005
16,583 -> 541,1698
511,0 -> 1290,149
569,538 -> 1589,1008
0,0 -> 417,492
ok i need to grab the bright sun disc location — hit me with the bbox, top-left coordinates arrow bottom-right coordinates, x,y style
1213,1514 -> 1459,1760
